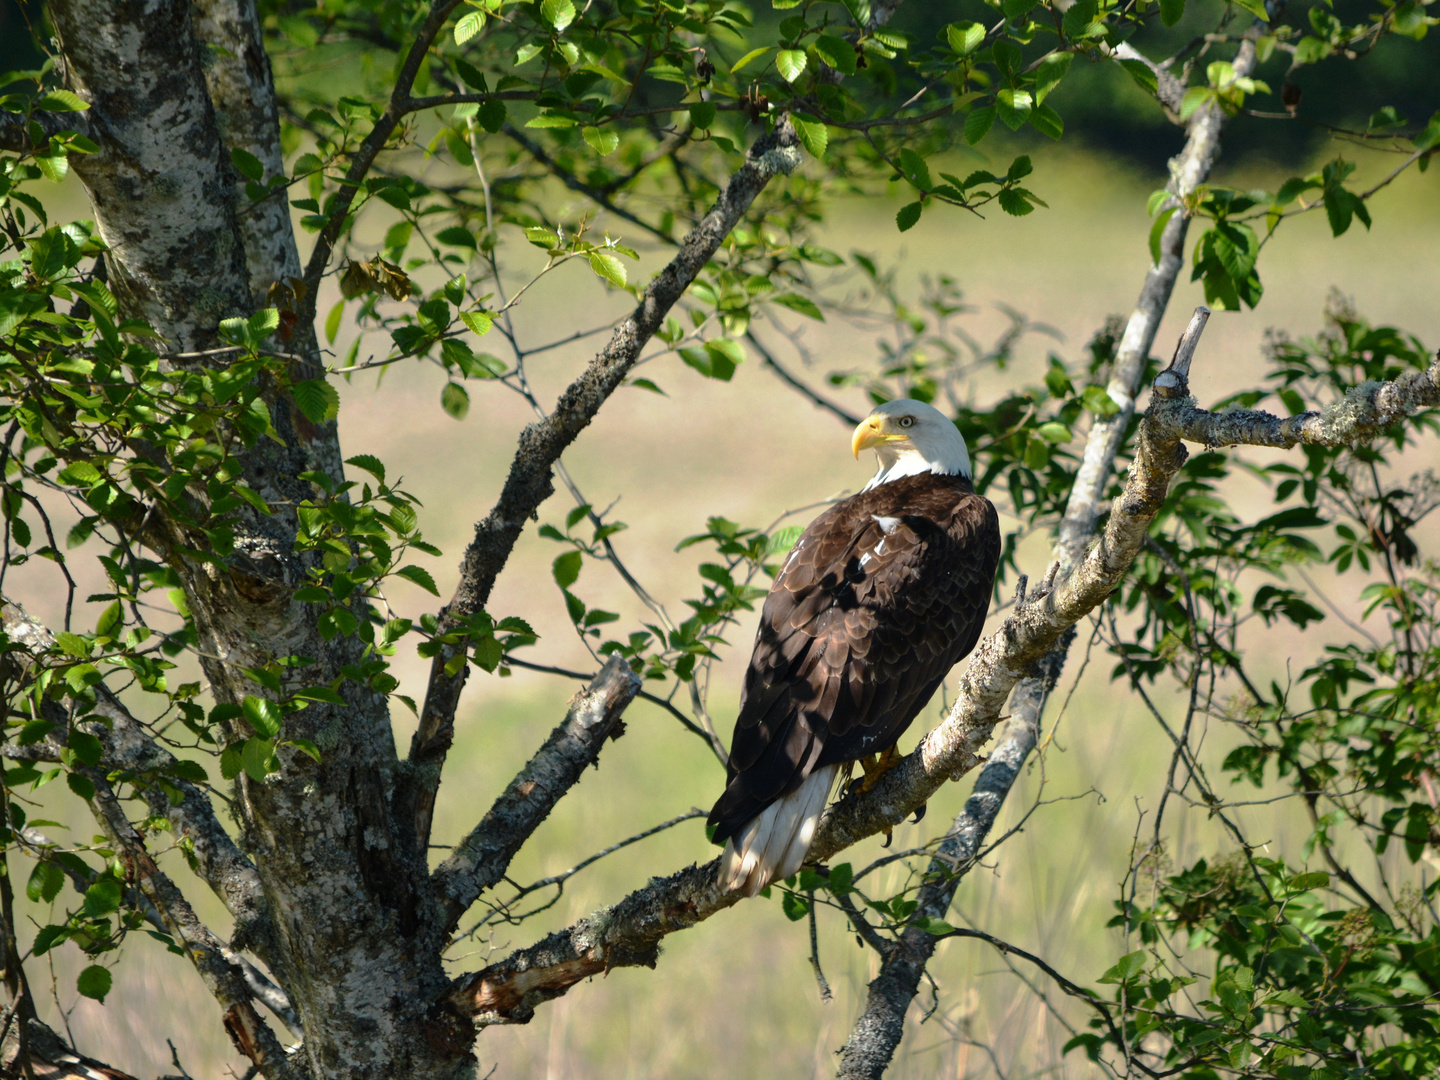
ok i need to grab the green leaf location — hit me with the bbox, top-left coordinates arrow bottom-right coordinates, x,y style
1099,950 -> 1147,983
946,21 -> 985,55
690,101 -> 717,130
772,293 -> 824,320
76,965 -> 112,1003
230,147 -> 264,182
896,201 -> 922,232
478,99 -> 506,133
588,251 -> 627,288
1082,384 -> 1121,418
324,299 -> 345,345
441,381 -> 470,420
1120,59 -> 1158,96
286,738 -> 322,763
242,737 -> 278,782
242,696 -> 283,739
1160,0 -> 1186,25
473,633 -> 503,672
68,730 -> 103,767
26,861 -> 64,904
995,88 -> 1033,131
792,116 -> 828,158
898,148 -> 931,191
730,46 -> 773,74
221,744 -> 243,780
776,49 -> 807,82
54,632 -> 91,658
964,105 -> 995,145
553,550 -> 583,589
780,890 -> 811,921
1029,102 -> 1063,140
345,454 -> 387,484
454,9 -> 485,44
292,379 -> 340,424
1149,205 -> 1178,265
436,225 -> 477,249
455,60 -> 487,91
526,113 -> 577,129
1032,53 -> 1072,104
395,564 -> 440,596
460,310 -> 493,336
814,35 -> 857,76
1230,0 -> 1268,20
541,0 -> 575,31
36,90 -> 89,112
583,127 -> 619,156
83,877 -> 121,918
1062,0 -> 1099,37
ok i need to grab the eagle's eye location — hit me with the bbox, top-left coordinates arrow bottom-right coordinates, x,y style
898,416 -> 915,428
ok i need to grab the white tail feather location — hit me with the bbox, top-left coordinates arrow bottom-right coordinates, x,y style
719,764 -> 839,896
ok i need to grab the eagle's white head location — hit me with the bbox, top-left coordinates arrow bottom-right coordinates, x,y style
852,398 -> 972,490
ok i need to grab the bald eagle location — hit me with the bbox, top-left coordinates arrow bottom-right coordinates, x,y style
708,399 -> 1001,896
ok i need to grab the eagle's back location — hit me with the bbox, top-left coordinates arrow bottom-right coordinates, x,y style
708,472 -> 1001,846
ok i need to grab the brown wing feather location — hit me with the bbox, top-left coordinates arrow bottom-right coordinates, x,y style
708,472 -> 1001,845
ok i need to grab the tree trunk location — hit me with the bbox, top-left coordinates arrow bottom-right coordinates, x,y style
46,1 -> 471,1075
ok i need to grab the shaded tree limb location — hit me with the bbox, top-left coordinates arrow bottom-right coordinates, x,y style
745,328 -> 863,426
0,600 -> 275,965
406,117 -> 803,852
0,108 -> 92,154
1,1016 -> 140,1080
447,310 -> 1440,1029
431,655 -> 641,933
86,774 -> 302,1080
1056,38 -> 1259,562
834,644 -> 1068,1079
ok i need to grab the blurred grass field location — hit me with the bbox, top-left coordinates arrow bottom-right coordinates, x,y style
11,140 -> 1440,1078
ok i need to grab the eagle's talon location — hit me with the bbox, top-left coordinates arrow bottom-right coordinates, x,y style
881,829 -> 893,848
858,744 -> 903,792
911,802 -> 927,824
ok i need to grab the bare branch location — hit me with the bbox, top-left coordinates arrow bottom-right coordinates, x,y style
502,123 -> 680,246
1149,351 -> 1440,448
746,327 -> 862,426
431,655 -> 641,932
406,118 -> 803,851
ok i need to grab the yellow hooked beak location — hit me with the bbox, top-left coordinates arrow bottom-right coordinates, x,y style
852,414 -> 907,458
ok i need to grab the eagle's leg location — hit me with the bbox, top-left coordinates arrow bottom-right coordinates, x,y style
857,742 -> 904,792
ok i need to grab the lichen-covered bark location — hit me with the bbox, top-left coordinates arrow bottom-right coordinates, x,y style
192,0 -> 305,308
27,4 -> 808,1067
47,0 -> 252,351
39,4 -> 462,1076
